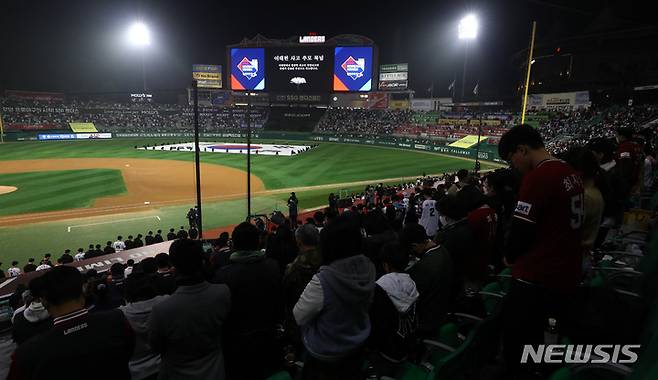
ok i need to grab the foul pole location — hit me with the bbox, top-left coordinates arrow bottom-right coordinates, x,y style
521,21 -> 537,125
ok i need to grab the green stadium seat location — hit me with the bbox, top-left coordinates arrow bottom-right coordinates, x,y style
265,370 -> 294,380
479,281 -> 505,316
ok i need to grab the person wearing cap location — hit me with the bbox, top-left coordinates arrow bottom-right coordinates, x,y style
8,266 -> 135,379
403,223 -> 455,336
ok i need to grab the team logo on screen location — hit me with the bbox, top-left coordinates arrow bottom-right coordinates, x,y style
341,56 -> 365,80
290,77 -> 307,85
237,57 -> 259,80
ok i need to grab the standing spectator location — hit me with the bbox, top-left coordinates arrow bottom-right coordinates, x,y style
120,272 -> 169,380
498,125 -> 584,376
435,195 -> 483,287
124,260 -> 135,277
166,228 -> 177,241
11,276 -> 51,346
209,233 -> 232,270
403,223 -> 455,335
288,192 -> 299,228
186,208 -> 197,229
644,149 -> 656,191
294,214 -> 376,380
328,193 -> 338,212
22,259 -> 37,274
113,236 -> 126,252
96,264 -> 127,311
145,231 -> 155,246
282,224 -> 322,351
133,234 -> 144,248
418,191 -> 439,239
369,242 -> 419,377
155,253 -> 177,295
154,230 -> 164,244
176,226 -> 188,240
447,169 -> 469,195
615,127 -> 643,200
104,241 -> 116,255
8,266 -> 135,379
213,222 -> 283,380
74,249 -> 86,261
149,239 -> 231,380
189,226 -> 199,240
7,262 -> 21,278
266,222 -> 299,273
564,147 -> 605,252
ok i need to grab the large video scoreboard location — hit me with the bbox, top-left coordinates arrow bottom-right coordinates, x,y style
229,45 -> 375,93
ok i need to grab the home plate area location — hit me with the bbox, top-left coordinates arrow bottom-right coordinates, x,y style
139,142 -> 313,156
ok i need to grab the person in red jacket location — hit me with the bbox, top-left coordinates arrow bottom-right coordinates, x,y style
498,125 -> 584,377
615,127 -> 644,201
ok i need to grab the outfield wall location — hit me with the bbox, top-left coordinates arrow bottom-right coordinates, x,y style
6,130 -> 506,164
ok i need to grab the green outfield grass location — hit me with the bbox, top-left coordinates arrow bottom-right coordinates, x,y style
0,138 -> 504,263
0,139 -> 499,189
0,169 -> 126,216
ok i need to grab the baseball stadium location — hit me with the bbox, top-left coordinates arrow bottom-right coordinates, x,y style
0,33 -> 507,264
2,1 -> 658,380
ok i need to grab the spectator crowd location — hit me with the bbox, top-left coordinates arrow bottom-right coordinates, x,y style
0,97 -> 269,134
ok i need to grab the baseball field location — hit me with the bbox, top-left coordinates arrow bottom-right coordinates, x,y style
0,138 -> 502,263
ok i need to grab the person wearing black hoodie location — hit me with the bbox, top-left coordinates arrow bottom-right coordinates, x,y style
213,222 -> 283,380
294,213 -> 376,380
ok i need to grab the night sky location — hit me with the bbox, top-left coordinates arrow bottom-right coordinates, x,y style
0,0 -> 652,99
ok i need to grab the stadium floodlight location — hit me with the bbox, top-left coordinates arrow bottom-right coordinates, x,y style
458,14 -> 478,40
127,22 -> 151,47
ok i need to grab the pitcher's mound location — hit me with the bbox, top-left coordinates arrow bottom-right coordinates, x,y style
0,186 -> 17,195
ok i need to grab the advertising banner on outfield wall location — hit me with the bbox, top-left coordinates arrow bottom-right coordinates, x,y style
528,91 -> 590,110
309,134 -> 506,164
38,133 -> 112,140
411,98 -> 436,111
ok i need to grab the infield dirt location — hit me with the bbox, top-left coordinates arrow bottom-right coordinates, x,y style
0,158 -> 264,226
